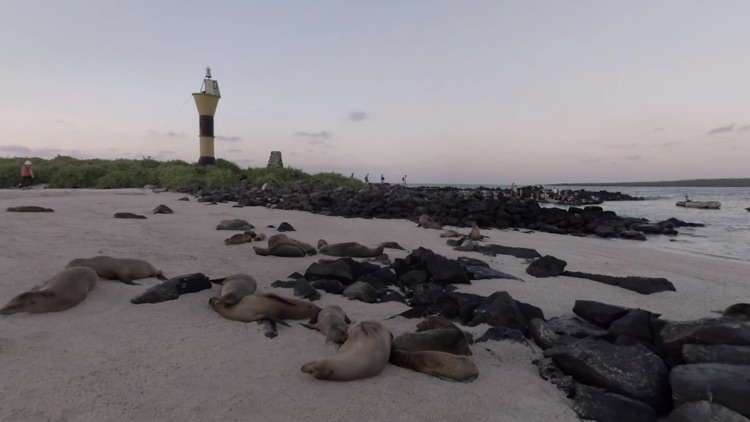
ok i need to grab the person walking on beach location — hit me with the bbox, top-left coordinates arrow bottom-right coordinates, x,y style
19,160 -> 34,188
402,175 -> 407,186
510,182 -> 517,198
364,173 -> 369,184
381,174 -> 384,184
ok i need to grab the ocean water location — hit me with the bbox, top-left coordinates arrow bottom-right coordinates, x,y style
417,184 -> 750,262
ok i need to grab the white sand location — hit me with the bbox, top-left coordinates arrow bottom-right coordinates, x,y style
1,188 -> 748,422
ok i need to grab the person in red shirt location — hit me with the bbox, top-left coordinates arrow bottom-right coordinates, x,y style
19,160 -> 34,188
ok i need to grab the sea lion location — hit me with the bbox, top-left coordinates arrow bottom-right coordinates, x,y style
209,292 -> 321,325
317,239 -> 384,258
389,349 -> 479,382
342,281 -> 378,303
712,303 -> 750,321
301,305 -> 351,343
301,320 -> 393,381
468,221 -> 488,241
225,232 -> 254,245
216,219 -> 254,231
440,230 -> 461,238
0,267 -> 98,315
130,272 -> 214,304
393,317 -> 471,356
214,274 -> 258,307
418,214 -> 443,230
253,234 -> 317,257
66,255 -> 167,285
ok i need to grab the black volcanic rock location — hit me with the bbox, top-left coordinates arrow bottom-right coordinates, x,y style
526,255 -> 567,278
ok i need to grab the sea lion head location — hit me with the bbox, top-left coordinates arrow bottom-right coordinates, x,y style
0,291 -> 55,315
723,303 -> 750,322
316,239 -> 328,249
326,325 -> 349,344
65,258 -> 85,269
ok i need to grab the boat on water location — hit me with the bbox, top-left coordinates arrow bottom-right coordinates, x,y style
675,200 -> 721,209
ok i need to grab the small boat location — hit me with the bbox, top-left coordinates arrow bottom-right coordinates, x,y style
675,200 -> 721,209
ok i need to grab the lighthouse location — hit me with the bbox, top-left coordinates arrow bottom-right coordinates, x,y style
192,67 -> 221,165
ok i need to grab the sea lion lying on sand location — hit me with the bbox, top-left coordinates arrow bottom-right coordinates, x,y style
66,255 -> 167,285
712,303 -> 750,322
317,239 -> 384,258
389,349 -> 479,382
213,274 -> 258,307
301,320 -> 393,381
393,316 -> 473,356
0,267 -> 98,315
418,214 -> 443,230
209,292 -> 320,326
253,234 -> 317,257
301,305 -> 351,343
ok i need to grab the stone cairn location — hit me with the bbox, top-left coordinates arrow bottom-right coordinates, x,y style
267,151 -> 283,169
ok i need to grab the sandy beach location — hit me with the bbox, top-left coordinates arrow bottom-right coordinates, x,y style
1,188 -> 748,422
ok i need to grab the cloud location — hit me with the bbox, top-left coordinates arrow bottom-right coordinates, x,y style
707,124 -> 734,135
55,119 -> 73,126
347,111 -> 369,122
0,145 -> 32,154
216,135 -> 243,142
164,131 -> 188,138
226,148 -> 242,153
581,158 -> 601,164
659,141 -> 682,147
626,155 -> 642,160
609,143 -> 640,149
738,124 -> 750,132
0,146 -> 87,159
294,131 -> 332,140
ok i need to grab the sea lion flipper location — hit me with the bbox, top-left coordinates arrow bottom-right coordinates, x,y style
300,323 -> 317,331
344,315 -> 352,324
209,277 -> 227,284
259,314 -> 291,327
120,276 -> 140,286
156,272 -> 168,281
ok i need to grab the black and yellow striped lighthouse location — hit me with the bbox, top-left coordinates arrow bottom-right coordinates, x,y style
193,67 -> 221,165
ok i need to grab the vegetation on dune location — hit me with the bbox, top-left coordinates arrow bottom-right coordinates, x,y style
0,156 -> 366,190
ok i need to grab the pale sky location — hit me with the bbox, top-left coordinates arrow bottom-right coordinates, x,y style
1,1 -> 749,185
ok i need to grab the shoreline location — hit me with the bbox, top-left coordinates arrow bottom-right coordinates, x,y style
1,188 -> 748,421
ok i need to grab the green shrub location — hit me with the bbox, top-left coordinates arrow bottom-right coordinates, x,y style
310,172 -> 366,189
0,155 -> 362,190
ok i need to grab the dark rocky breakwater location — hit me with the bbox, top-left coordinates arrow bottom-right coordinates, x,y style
181,182 -> 701,240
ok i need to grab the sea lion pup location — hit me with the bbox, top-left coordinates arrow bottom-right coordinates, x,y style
393,316 -> 473,356
0,267 -> 98,315
301,320 -> 393,381
209,292 -> 320,325
301,305 -> 351,343
711,303 -> 750,321
253,234 -> 317,257
440,230 -> 461,238
468,221 -> 488,241
66,255 -> 167,285
389,349 -> 479,382
316,239 -> 384,258
418,214 -> 443,230
213,274 -> 258,307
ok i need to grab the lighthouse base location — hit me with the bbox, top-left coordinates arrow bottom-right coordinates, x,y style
197,156 -> 216,166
